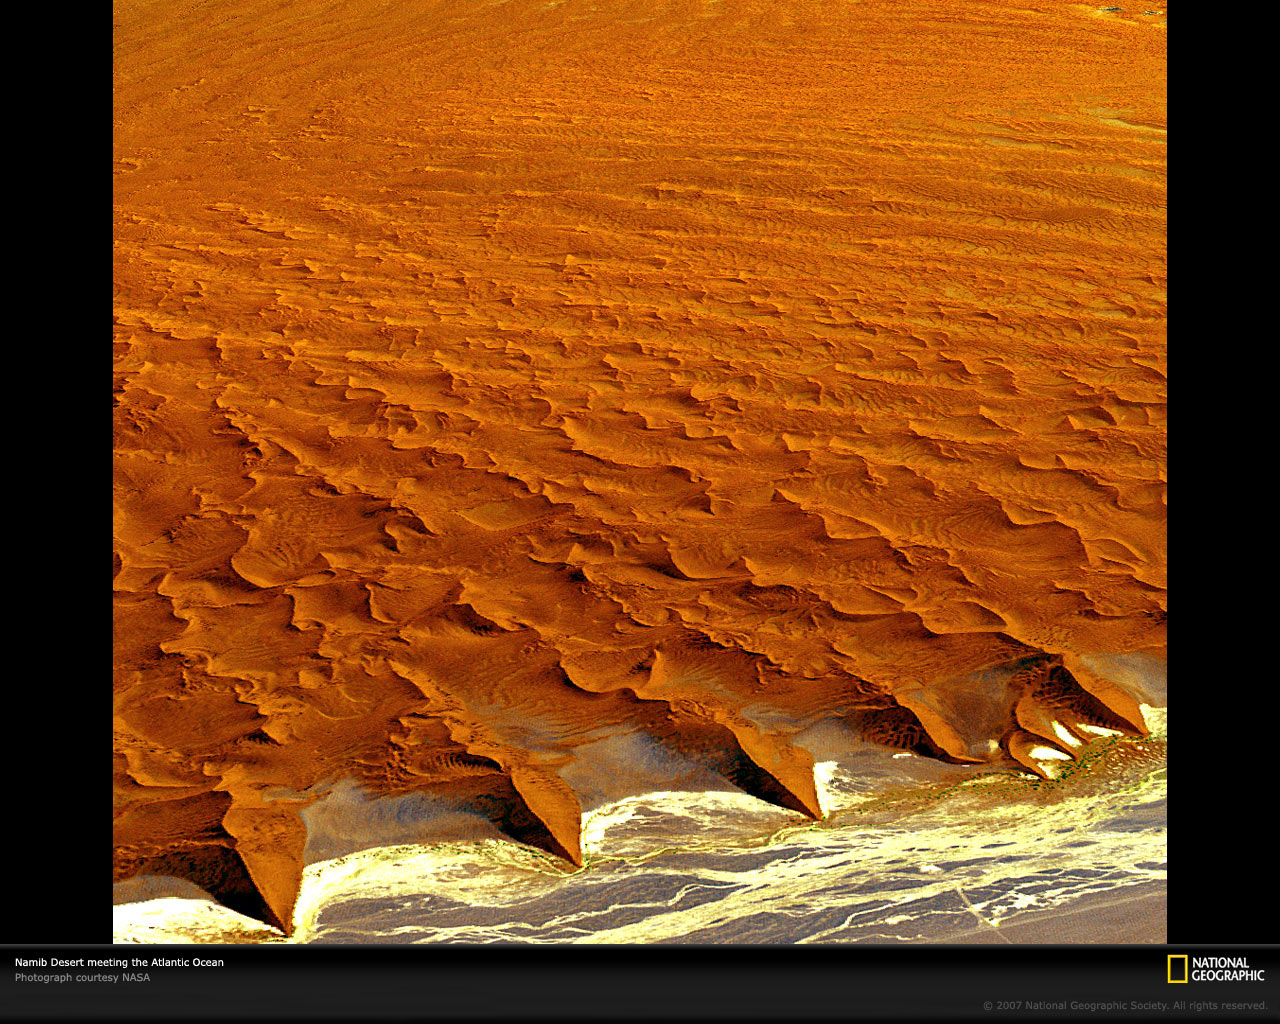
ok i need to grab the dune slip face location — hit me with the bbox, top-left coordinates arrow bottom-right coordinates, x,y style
113,0 -> 1166,940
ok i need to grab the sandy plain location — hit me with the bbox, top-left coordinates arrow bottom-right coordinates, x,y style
113,0 -> 1167,940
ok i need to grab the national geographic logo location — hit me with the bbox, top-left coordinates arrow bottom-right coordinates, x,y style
1169,955 -> 1267,983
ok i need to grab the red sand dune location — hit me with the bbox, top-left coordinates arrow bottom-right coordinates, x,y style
113,0 -> 1166,934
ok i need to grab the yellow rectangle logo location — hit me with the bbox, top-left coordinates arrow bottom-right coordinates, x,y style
1168,955 -> 1188,983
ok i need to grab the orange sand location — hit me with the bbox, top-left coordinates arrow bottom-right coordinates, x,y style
114,0 -> 1166,933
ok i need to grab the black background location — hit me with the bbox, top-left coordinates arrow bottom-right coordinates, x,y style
3,944 -> 1276,1019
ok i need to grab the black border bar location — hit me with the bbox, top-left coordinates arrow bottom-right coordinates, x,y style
4,944 -> 1275,1020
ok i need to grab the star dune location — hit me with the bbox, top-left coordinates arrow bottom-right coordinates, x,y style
113,0 -> 1166,936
